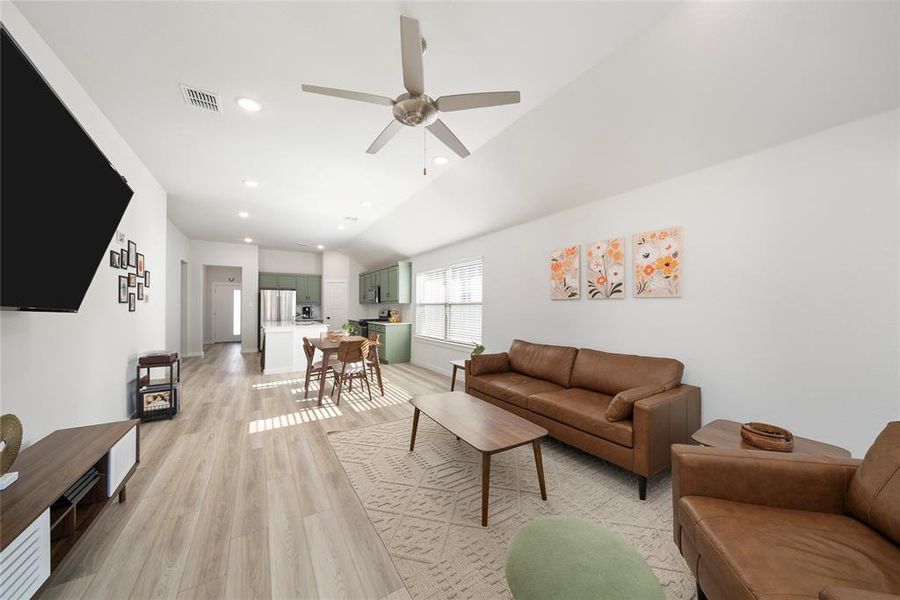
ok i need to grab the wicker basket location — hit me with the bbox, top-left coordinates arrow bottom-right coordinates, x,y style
740,422 -> 794,452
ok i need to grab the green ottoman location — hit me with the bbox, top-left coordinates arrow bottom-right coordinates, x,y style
505,517 -> 665,600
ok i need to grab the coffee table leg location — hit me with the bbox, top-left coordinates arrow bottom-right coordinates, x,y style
409,408 -> 420,452
481,452 -> 491,527
533,439 -> 547,501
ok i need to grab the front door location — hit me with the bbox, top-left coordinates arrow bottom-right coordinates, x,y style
212,283 -> 241,342
324,280 -> 348,332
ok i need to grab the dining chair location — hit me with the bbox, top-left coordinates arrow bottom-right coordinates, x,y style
366,332 -> 381,380
331,339 -> 372,405
302,337 -> 338,399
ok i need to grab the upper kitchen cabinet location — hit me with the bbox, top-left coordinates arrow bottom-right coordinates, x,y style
259,273 -> 278,289
359,261 -> 411,304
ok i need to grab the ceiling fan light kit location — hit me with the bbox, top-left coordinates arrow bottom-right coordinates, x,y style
301,15 -> 521,161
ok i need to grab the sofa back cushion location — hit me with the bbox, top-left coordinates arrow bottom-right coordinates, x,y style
846,421 -> 900,545
507,339 -> 578,387
570,349 -> 684,396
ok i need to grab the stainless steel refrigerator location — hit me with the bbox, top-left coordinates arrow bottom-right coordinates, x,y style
258,289 -> 296,351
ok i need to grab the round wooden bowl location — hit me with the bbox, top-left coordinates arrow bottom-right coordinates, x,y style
740,422 -> 794,452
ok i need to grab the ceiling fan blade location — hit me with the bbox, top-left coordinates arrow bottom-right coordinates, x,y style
426,119 -> 469,158
366,120 -> 405,154
301,84 -> 394,106
435,91 -> 521,112
400,16 -> 425,96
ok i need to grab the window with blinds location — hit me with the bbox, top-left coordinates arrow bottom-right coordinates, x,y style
415,259 -> 482,345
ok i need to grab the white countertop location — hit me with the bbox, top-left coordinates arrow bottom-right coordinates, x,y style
368,321 -> 412,326
262,321 -> 329,333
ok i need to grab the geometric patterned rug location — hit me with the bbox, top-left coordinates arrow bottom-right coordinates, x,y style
327,416 -> 698,599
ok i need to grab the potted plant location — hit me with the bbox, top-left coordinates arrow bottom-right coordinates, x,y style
341,321 -> 360,336
471,342 -> 485,357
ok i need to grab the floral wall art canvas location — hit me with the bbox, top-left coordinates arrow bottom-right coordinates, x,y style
633,226 -> 682,297
586,238 -> 625,299
550,246 -> 580,299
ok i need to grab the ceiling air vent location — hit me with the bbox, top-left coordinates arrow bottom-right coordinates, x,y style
179,84 -> 222,114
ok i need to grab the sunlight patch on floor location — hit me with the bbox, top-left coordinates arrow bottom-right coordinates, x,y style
248,377 -> 414,434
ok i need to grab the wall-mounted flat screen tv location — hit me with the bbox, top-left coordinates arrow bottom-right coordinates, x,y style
1,27 -> 133,312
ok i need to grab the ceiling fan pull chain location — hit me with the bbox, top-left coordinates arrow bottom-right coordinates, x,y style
423,128 -> 427,176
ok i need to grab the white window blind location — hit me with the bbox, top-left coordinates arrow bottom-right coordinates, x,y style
416,259 -> 482,345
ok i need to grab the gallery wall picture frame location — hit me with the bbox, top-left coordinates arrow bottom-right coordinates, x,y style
128,240 -> 137,267
110,250 -> 120,268
144,271 -> 150,287
129,293 -> 136,312
136,253 -> 145,277
138,283 -> 144,300
120,248 -> 128,269
118,276 -> 128,303
128,273 -> 137,287
586,238 -> 626,299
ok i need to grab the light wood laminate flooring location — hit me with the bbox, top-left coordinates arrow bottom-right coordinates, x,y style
39,342 -> 450,600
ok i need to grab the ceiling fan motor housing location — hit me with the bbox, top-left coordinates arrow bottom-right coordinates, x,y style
393,93 -> 438,127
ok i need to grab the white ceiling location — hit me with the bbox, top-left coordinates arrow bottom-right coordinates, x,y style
342,0 -> 899,265
14,0 -> 674,253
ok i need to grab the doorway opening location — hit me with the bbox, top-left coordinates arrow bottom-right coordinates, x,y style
203,265 -> 243,344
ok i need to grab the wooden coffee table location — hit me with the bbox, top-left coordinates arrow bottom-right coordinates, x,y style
409,391 -> 548,526
692,419 -> 851,458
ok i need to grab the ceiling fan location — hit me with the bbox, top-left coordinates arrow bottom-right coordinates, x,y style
301,15 -> 521,159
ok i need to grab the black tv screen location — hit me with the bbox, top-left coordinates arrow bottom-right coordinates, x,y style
1,27 -> 133,312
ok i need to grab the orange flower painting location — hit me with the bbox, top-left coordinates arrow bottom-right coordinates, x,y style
586,237 -> 625,299
633,226 -> 682,297
550,246 -> 580,299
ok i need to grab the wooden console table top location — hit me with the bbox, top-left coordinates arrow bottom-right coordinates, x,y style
0,419 -> 139,551
692,419 -> 851,458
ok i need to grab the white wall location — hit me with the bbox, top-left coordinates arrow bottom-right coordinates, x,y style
258,248 -> 321,274
187,241 -> 259,354
0,3 -> 167,445
202,266 -> 243,343
166,220 -> 190,355
410,111 -> 899,457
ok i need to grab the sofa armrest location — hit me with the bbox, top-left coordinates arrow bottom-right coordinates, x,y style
820,588 -> 900,600
632,385 -> 701,478
468,352 -> 510,376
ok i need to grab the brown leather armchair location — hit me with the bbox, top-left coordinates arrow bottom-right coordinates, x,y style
672,422 -> 900,600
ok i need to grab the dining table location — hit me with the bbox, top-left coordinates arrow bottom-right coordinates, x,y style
308,334 -> 383,405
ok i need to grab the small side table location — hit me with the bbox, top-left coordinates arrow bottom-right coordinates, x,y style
450,359 -> 467,391
692,419 -> 851,458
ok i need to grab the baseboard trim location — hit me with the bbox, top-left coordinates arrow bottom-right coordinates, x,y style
182,351 -> 204,358
411,359 -> 462,381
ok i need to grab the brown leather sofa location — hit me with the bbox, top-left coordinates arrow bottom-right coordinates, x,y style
672,422 -> 900,600
465,339 -> 701,499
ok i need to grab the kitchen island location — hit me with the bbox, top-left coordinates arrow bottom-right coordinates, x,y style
261,321 -> 329,374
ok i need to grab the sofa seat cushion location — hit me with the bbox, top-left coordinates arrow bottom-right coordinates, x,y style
527,388 -> 633,448
468,372 -> 563,409
679,496 -> 900,598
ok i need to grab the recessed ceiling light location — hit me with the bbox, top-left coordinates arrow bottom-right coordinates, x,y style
236,97 -> 262,112
433,156 -> 448,165
317,244 -> 324,250
242,179 -> 259,188
238,211 -> 249,218
360,201 -> 372,207
243,237 -> 253,243
337,225 -> 346,230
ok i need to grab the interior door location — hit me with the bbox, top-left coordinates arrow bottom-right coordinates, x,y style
324,280 -> 348,331
212,283 -> 241,342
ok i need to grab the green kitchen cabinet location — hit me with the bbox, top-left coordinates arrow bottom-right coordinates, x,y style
307,275 -> 321,304
358,261 -> 412,304
276,274 -> 298,291
295,276 -> 309,301
367,322 -> 411,364
259,273 -> 278,289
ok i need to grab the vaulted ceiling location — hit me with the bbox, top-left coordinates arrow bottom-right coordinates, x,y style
15,2 -> 899,267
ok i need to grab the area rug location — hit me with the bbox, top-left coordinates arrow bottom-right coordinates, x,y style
327,416 -> 697,600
